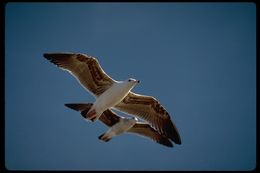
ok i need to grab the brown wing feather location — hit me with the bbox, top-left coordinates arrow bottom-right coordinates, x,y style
99,109 -> 121,127
128,123 -> 173,147
65,103 -> 175,147
64,103 -> 120,127
65,103 -> 93,112
114,92 -> 181,144
43,53 -> 115,97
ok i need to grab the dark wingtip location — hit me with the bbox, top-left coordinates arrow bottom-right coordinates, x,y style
43,52 -> 75,57
64,103 -> 70,107
163,140 -> 174,148
64,103 -> 80,111
65,103 -> 93,110
165,120 -> 182,145
156,135 -> 174,148
43,53 -> 52,60
171,132 -> 182,145
177,139 -> 182,145
98,134 -> 103,140
171,132 -> 181,145
173,132 -> 182,145
81,109 -> 88,119
98,134 -> 111,142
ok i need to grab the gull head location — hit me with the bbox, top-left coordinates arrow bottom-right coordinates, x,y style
126,78 -> 140,85
123,116 -> 138,125
117,78 -> 140,93
122,78 -> 140,90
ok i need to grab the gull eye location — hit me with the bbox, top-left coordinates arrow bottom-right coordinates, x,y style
128,79 -> 131,82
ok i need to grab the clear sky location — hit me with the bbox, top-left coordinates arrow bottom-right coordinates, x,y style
5,2 -> 256,171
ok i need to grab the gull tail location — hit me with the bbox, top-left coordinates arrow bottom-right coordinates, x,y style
86,108 -> 97,122
98,133 -> 112,142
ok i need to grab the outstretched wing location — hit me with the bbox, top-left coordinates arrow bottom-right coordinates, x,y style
44,53 -> 115,97
65,103 -> 174,148
114,92 -> 181,144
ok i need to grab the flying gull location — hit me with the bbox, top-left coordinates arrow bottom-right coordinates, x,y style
65,103 -> 173,147
43,52 -> 181,145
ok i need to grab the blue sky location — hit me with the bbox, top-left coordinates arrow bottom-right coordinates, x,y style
5,2 -> 256,171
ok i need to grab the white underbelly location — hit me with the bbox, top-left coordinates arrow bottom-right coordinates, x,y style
109,120 -> 135,136
94,84 -> 130,111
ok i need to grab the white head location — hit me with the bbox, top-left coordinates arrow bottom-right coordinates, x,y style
122,116 -> 138,125
116,78 -> 140,94
124,78 -> 140,88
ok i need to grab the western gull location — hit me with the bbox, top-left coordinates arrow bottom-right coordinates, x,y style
43,52 -> 181,145
65,103 -> 173,147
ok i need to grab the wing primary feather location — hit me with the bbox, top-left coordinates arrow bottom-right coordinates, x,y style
43,53 -> 115,97
128,123 -> 173,148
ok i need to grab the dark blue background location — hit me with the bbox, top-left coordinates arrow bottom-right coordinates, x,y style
5,3 -> 256,170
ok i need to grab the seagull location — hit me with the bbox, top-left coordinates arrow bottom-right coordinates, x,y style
43,52 -> 181,145
65,103 -> 173,147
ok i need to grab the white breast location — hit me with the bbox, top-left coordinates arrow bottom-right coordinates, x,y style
94,82 -> 133,112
